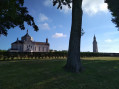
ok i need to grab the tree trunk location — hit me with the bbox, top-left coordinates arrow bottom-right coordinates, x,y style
64,0 -> 83,72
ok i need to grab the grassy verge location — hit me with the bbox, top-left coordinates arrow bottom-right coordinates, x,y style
0,57 -> 119,89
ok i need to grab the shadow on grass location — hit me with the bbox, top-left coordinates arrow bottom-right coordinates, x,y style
0,58 -> 119,89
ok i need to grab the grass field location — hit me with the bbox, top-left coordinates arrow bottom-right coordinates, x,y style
0,57 -> 119,89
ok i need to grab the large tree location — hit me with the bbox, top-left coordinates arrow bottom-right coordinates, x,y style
53,0 -> 83,72
53,0 -> 119,73
0,0 -> 38,36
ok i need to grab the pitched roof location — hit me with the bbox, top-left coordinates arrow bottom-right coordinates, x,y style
12,40 -> 23,44
33,42 -> 49,45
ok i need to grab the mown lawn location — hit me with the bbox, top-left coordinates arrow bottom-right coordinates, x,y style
0,57 -> 119,89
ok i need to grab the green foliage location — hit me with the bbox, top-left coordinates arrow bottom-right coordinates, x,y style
0,49 -> 7,52
105,0 -> 119,29
81,29 -> 85,36
0,52 -> 118,61
53,0 -> 72,9
0,57 -> 119,89
0,0 -> 38,36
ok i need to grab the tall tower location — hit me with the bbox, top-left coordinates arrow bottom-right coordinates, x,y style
93,35 -> 98,52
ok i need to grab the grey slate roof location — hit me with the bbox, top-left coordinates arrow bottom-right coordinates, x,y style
12,40 -> 24,44
33,42 -> 49,45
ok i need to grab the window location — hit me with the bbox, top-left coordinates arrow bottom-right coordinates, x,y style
20,46 -> 21,50
35,47 -> 36,51
43,47 -> 44,52
39,47 -> 40,51
46,47 -> 48,52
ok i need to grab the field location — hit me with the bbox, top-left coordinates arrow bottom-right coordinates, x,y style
0,57 -> 119,89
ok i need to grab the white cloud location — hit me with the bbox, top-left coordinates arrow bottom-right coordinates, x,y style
61,1 -> 108,14
39,13 -> 48,22
44,0 -> 71,13
61,4 -> 72,13
52,33 -> 67,38
59,25 -> 63,28
44,0 -> 52,7
82,0 -> 108,15
105,39 -> 112,43
39,23 -> 50,30
105,38 -> 119,43
53,26 -> 56,29
104,31 -> 119,37
44,0 -> 108,15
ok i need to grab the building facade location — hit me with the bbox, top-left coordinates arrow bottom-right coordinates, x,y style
93,35 -> 98,53
9,30 -> 49,52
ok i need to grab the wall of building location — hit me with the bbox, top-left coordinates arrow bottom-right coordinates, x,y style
11,44 -> 23,52
23,42 -> 34,52
33,45 -> 49,52
22,42 -> 49,52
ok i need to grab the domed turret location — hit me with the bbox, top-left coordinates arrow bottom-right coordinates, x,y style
21,30 -> 33,42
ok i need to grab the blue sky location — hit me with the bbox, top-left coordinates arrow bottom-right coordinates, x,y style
0,0 -> 119,53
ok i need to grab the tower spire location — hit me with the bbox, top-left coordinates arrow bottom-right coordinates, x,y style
93,35 -> 98,53
94,34 -> 96,40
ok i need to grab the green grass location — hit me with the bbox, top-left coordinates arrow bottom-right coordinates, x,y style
0,57 -> 119,89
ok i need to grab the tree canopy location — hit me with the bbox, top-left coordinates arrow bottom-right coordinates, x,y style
53,0 -> 72,9
0,0 -> 38,36
1,0 -> 119,35
105,0 -> 119,29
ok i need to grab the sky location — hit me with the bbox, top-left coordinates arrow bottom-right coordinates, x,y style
0,0 -> 119,53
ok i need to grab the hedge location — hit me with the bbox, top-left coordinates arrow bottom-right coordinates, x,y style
0,52 -> 118,61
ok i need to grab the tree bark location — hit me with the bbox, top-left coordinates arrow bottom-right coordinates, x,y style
64,0 -> 83,72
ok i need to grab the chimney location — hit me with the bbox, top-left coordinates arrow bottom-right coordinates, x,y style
27,29 -> 28,34
17,37 -> 19,41
17,37 -> 19,43
46,38 -> 48,43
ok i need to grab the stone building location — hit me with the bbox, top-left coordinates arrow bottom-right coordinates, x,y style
93,35 -> 98,53
9,30 -> 49,52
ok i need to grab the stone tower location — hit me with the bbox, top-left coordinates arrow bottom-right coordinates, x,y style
93,35 -> 98,53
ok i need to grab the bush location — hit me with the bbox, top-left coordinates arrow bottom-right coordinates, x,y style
0,52 -> 118,61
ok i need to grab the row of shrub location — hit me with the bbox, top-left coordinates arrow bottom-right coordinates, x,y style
0,52 -> 67,60
0,50 -> 7,52
80,52 -> 111,57
0,52 -> 119,61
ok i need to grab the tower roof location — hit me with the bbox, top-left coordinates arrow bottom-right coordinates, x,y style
93,34 -> 98,52
93,34 -> 96,41
21,29 -> 33,41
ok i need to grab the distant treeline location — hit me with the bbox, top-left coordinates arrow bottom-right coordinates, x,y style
0,50 -> 7,52
0,52 -> 119,61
